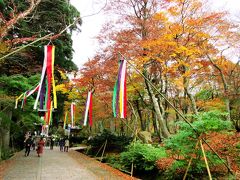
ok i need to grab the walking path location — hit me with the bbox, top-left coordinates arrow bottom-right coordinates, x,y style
2,147 -> 133,180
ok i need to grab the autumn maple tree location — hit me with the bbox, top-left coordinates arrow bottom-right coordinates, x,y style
74,0 -> 240,138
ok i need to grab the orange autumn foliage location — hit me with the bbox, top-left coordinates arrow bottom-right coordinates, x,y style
72,0 -> 240,127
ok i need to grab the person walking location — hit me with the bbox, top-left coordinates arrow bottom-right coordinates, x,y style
64,138 -> 69,152
32,137 -> 36,150
59,138 -> 65,152
50,137 -> 54,150
37,137 -> 45,157
24,136 -> 32,156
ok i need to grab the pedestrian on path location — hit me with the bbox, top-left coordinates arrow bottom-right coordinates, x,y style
59,138 -> 65,152
50,137 -> 54,150
64,138 -> 69,152
32,137 -> 36,150
37,137 -> 45,157
24,136 -> 32,156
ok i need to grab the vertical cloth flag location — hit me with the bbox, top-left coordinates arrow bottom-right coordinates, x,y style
20,92 -> 27,109
44,101 -> 53,125
63,112 -> 68,129
112,58 -> 127,118
15,84 -> 40,109
83,91 -> 93,127
71,102 -> 76,127
34,45 -> 57,111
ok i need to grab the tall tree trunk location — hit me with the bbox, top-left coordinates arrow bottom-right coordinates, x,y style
207,54 -> 231,121
125,117 -> 129,135
152,110 -> 162,142
145,113 -> 150,132
0,118 -> 2,160
2,127 -> 10,149
225,99 -> 231,121
110,118 -> 115,133
0,103 -> 12,152
135,100 -> 146,131
144,70 -> 170,138
182,92 -> 189,114
2,110 -> 12,150
128,101 -> 138,135
99,121 -> 104,133
152,111 -> 157,133
148,84 -> 170,138
183,77 -> 198,115
120,120 -> 124,136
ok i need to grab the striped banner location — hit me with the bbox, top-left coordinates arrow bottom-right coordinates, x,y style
15,94 -> 24,109
46,101 -> 53,125
112,58 -> 127,118
20,92 -> 27,109
71,102 -> 76,127
49,101 -> 53,125
34,45 -> 57,111
83,91 -> 93,127
15,84 -> 40,109
63,112 -> 68,129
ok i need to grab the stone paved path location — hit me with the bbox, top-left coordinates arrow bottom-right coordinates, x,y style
3,147 -> 132,180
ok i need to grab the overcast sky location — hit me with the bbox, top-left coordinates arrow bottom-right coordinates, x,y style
70,0 -> 240,68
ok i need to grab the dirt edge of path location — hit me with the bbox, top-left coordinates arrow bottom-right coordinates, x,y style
0,151 -> 22,179
69,150 -> 138,180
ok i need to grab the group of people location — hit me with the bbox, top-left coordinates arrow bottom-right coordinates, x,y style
59,138 -> 70,152
24,136 -> 45,157
24,133 -> 70,157
48,137 -> 70,152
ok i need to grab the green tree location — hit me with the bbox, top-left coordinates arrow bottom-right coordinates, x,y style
164,111 -> 232,176
0,1 -> 82,158
1,0 -> 81,74
0,74 -> 41,160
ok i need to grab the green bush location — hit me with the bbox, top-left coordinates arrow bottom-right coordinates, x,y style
87,129 -> 132,153
104,154 -> 122,170
236,143 -> 240,149
1,148 -> 14,160
70,135 -> 88,145
164,110 -> 232,175
236,143 -> 240,166
196,89 -> 213,100
120,141 -> 166,172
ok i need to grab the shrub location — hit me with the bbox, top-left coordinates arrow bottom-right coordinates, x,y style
236,143 -> 240,166
120,141 -> 166,172
104,154 -> 122,170
236,143 -> 240,149
70,135 -> 88,145
1,147 -> 14,160
87,129 -> 132,153
164,110 -> 233,175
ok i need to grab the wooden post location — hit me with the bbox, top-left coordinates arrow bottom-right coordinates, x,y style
183,140 -> 199,180
95,142 -> 105,157
86,145 -> 91,155
131,162 -> 134,177
200,140 -> 212,180
100,139 -> 108,162
130,129 -> 138,177
226,156 -> 231,173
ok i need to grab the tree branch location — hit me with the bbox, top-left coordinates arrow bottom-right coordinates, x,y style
0,0 -> 41,40
0,33 -> 53,61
